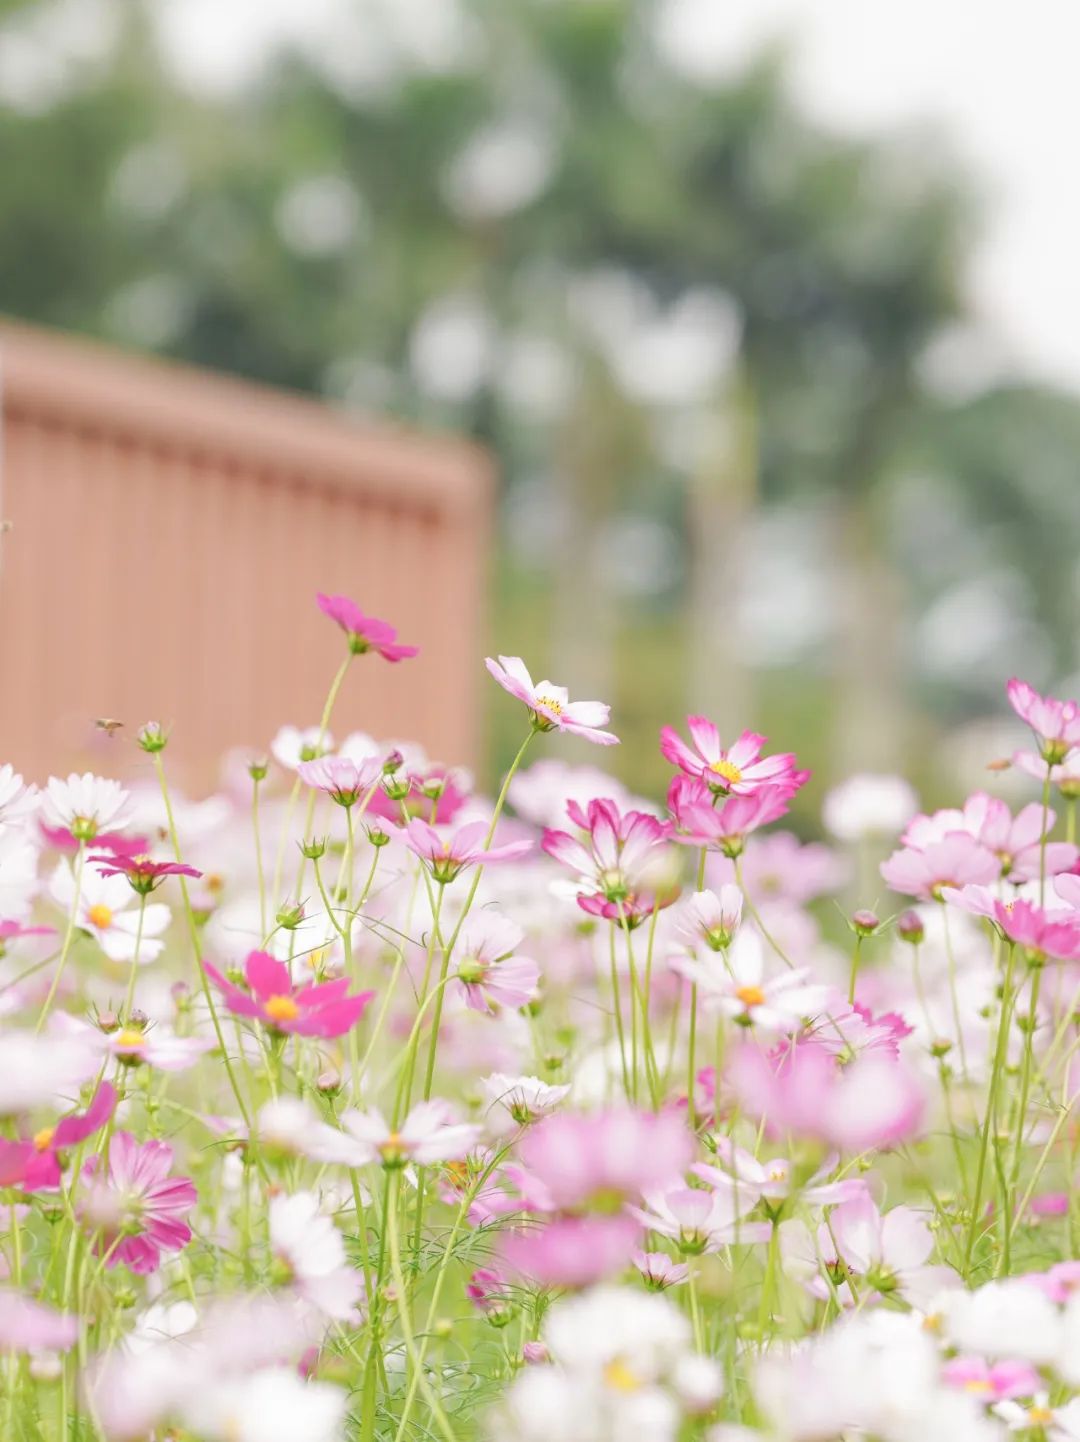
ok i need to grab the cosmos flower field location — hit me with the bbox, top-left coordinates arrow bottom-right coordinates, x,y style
3,593 -> 1080,1441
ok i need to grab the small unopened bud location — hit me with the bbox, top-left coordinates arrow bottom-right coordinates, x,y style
171,980 -> 191,1011
851,909 -> 880,937
897,911 -> 925,945
28,1352 -> 63,1383
97,1009 -> 120,1034
433,1317 -> 453,1339
316,1069 -> 342,1096
136,721 -> 168,754
930,1037 -> 953,1059
522,1341 -> 549,1365
127,1009 -> 149,1031
248,757 -> 269,782
366,824 -> 391,848
276,902 -> 306,931
300,837 -> 328,860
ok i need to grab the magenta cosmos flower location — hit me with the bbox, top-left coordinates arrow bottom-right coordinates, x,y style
90,853 -> 203,895
661,716 -> 807,798
0,1081 -> 117,1192
204,951 -> 374,1038
1007,677 -> 1080,762
405,817 -> 532,884
668,776 -> 792,857
317,592 -> 419,661
80,1132 -> 196,1274
485,655 -> 618,745
542,797 -> 672,924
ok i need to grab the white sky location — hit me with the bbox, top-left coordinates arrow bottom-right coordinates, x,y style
155,0 -> 1080,393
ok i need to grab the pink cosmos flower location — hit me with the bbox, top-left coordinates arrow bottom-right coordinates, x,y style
880,832 -> 998,901
994,898 -> 1080,961
316,592 -> 419,661
295,754 -> 383,807
728,1040 -> 924,1153
660,716 -> 807,798
89,854 -> 203,895
634,1251 -> 690,1289
692,1139 -> 865,1215
809,1003 -> 914,1062
826,1194 -> 954,1307
405,817 -> 532,883
80,1132 -> 196,1274
1007,678 -> 1080,762
466,1267 -> 515,1321
903,792 -> 1078,882
516,1107 -> 694,1213
0,918 -> 55,949
500,1214 -> 642,1288
0,1082 -> 117,1192
675,887 -> 744,950
366,761 -> 471,825
942,1356 -> 1042,1401
0,1288 -> 79,1351
454,912 -> 540,1014
629,1184 -> 770,1254
204,951 -> 374,1038
485,655 -> 619,745
1014,746 -> 1080,798
668,776 -> 792,856
542,797 -> 672,923
723,832 -> 848,905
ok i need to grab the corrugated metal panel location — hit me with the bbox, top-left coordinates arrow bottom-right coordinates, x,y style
0,321 -> 493,791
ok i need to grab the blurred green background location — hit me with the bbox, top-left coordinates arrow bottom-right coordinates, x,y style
2,0 -> 1077,808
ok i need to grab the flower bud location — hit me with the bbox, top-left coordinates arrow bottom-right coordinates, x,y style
897,910 -> 925,945
276,902 -> 306,931
851,909 -> 880,937
300,837 -> 328,860
96,1009 -> 120,1034
316,1069 -> 342,1096
248,757 -> 269,782
136,721 -> 168,754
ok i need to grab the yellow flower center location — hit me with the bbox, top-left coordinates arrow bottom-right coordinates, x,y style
735,984 -> 766,1008
113,1029 -> 145,1050
603,1359 -> 642,1393
32,1127 -> 55,1152
535,695 -> 562,716
710,758 -> 743,785
87,903 -> 113,929
264,994 -> 300,1023
963,1379 -> 993,1395
1030,1407 -> 1054,1426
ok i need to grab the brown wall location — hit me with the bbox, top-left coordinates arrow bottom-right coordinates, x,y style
0,322 -> 493,792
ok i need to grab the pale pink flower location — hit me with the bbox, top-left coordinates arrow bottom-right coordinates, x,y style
80,1132 -> 196,1274
660,716 -> 806,797
486,655 -> 618,745
674,887 -> 744,950
405,817 -> 532,883
942,1356 -> 1041,1402
270,725 -> 333,771
822,772 -> 918,841
509,759 -> 637,829
880,832 -> 998,901
295,754 -> 382,807
500,1214 -> 642,1288
905,792 -> 1077,881
454,912 -> 539,1013
480,1074 -> 570,1127
634,1251 -> 690,1289
692,1139 -> 864,1214
729,1039 -> 925,1153
1007,678 -> 1080,761
516,1107 -> 694,1212
828,1194 -> 955,1307
1014,746 -> 1080,798
725,831 -> 848,904
0,1288 -> 78,1351
629,1184 -> 770,1254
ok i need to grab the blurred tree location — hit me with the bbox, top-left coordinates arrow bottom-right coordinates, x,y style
0,0 -> 1075,792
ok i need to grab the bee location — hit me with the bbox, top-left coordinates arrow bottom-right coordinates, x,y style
95,718 -> 125,738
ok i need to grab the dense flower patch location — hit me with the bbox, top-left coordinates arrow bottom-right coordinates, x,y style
2,599 -> 1080,1441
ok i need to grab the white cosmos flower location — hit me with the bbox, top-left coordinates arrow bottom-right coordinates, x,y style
42,773 -> 131,840
269,1192 -> 363,1322
670,929 -> 827,1033
940,1278 -> 1063,1366
480,1073 -> 570,1126
182,1367 -> 346,1442
49,860 -> 170,963
270,726 -> 334,772
335,1100 -> 481,1168
0,765 -> 39,829
822,773 -> 918,842
0,1029 -> 101,1113
0,829 -> 39,918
